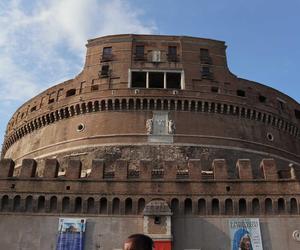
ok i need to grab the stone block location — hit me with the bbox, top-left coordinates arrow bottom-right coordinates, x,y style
236,159 -> 253,179
188,159 -> 202,180
164,160 -> 177,180
139,160 -> 152,179
0,159 -> 15,178
114,159 -> 128,180
260,159 -> 278,180
20,159 -> 37,178
212,159 -> 228,180
89,159 -> 104,179
43,159 -> 59,178
65,159 -> 82,179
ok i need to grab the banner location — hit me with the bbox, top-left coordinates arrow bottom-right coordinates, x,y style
56,218 -> 86,250
229,218 -> 263,250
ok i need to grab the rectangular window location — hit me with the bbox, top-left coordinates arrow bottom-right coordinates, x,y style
211,86 -> 219,93
100,65 -> 109,77
149,72 -> 164,88
168,46 -> 177,62
135,45 -> 145,60
200,48 -> 212,64
166,73 -> 181,89
295,109 -> 300,119
237,89 -> 246,97
102,47 -> 112,61
259,95 -> 267,103
201,66 -> 213,79
132,72 -> 146,88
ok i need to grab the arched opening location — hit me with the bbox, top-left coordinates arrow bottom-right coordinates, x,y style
142,99 -> 148,110
121,99 -> 127,110
136,99 -> 141,110
70,106 -> 75,116
183,100 -> 189,111
225,199 -> 233,215
171,198 -> 179,215
112,198 -> 120,214
66,88 -> 76,97
212,198 -> 219,215
125,198 -> 133,215
37,196 -> 45,212
75,197 -> 82,213
101,100 -> 106,111
190,101 -> 196,111
184,198 -> 193,215
278,198 -> 285,214
100,197 -> 107,214
252,198 -> 260,215
25,196 -> 33,212
128,99 -> 134,110
149,99 -> 155,110
87,197 -> 95,214
94,101 -> 100,111
108,99 -> 113,110
137,198 -> 145,214
114,99 -> 120,110
81,103 -> 87,114
170,100 -> 175,110
75,104 -> 80,115
13,195 -> 21,212
49,196 -> 57,213
87,102 -> 93,112
177,100 -> 182,111
62,197 -> 70,213
198,198 -> 206,215
290,198 -> 298,214
265,198 -> 273,214
1,195 -> 9,212
239,199 -> 247,215
163,100 -> 168,110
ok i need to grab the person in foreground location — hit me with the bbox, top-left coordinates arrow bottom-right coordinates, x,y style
123,234 -> 154,250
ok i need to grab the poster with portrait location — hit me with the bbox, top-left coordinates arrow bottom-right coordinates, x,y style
229,218 -> 263,250
56,218 -> 86,250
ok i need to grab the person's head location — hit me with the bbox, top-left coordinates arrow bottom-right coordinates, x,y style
123,234 -> 154,250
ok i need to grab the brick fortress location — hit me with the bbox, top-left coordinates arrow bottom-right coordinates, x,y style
1,34 -> 300,249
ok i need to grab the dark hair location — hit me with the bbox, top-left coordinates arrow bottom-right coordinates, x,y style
125,234 -> 153,250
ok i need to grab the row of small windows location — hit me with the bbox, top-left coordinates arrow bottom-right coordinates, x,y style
0,195 -> 299,216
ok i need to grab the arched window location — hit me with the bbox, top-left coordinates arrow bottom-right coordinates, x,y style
137,198 -> 145,214
75,197 -> 82,213
265,198 -> 273,214
62,197 -> 70,213
278,198 -> 285,214
163,100 -> 168,110
125,198 -> 133,215
121,99 -> 127,110
184,198 -> 192,215
49,196 -> 57,213
290,198 -> 298,214
1,195 -> 9,212
13,195 -> 21,212
212,199 -> 219,215
239,199 -> 247,215
37,196 -> 45,212
25,196 -> 33,212
114,99 -> 120,110
100,198 -> 107,214
156,99 -> 162,110
136,99 -> 141,110
108,99 -> 113,110
112,198 -> 120,214
87,197 -> 95,214
170,100 -> 175,110
171,198 -> 179,215
252,198 -> 260,215
198,198 -> 206,215
225,199 -> 233,215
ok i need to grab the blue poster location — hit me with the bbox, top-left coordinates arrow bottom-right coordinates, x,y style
229,218 -> 263,250
56,218 -> 86,250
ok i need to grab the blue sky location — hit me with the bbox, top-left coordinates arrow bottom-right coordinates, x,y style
0,0 -> 300,152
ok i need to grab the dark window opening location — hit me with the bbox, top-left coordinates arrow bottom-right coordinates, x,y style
202,66 -> 213,79
135,45 -> 145,60
166,73 -> 181,89
132,72 -> 146,88
295,109 -> 300,119
149,72 -> 164,88
168,46 -> 177,62
102,47 -> 112,61
259,95 -> 267,103
237,89 -> 246,97
48,98 -> 55,104
154,216 -> 161,224
200,48 -> 212,64
66,89 -> 76,97
211,86 -> 219,93
30,106 -> 37,112
100,65 -> 110,77
91,85 -> 99,91
278,100 -> 285,110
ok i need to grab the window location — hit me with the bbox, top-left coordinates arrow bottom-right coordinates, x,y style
200,48 -> 212,64
132,72 -> 146,88
30,106 -> 37,112
66,88 -> 76,97
237,89 -> 246,97
259,95 -> 267,103
295,109 -> 300,119
202,66 -> 213,79
100,65 -> 109,77
135,45 -> 145,60
166,72 -> 181,89
91,85 -> 99,91
48,98 -> 55,104
211,86 -> 219,93
102,47 -> 112,61
168,46 -> 177,62
149,72 -> 164,88
277,99 -> 285,111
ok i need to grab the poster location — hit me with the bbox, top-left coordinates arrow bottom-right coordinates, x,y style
229,218 -> 263,250
56,218 -> 86,250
